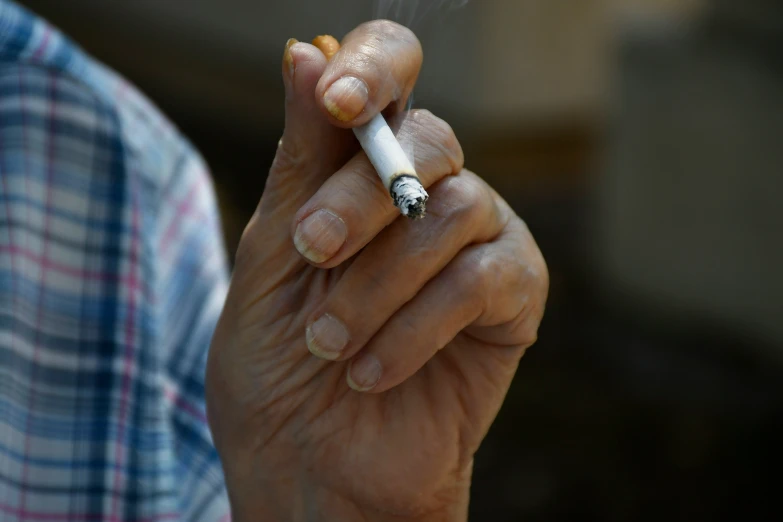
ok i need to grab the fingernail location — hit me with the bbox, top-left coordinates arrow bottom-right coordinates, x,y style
284,38 -> 298,79
323,76 -> 369,122
306,314 -> 350,360
294,209 -> 347,263
347,354 -> 382,391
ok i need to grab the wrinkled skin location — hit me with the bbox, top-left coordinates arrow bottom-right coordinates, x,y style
206,21 -> 549,522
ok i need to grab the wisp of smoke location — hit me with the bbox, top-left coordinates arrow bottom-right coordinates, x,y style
374,0 -> 469,29
371,0 -> 467,163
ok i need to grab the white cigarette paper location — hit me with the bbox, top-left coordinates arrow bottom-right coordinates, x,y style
353,113 -> 428,219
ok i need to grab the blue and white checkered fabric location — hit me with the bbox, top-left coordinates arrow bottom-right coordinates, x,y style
0,1 -> 231,519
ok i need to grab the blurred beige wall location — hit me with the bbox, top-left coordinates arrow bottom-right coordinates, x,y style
594,0 -> 783,351
475,0 -> 705,125
21,0 -> 705,132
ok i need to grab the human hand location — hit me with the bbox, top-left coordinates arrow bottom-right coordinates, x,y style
206,21 -> 548,522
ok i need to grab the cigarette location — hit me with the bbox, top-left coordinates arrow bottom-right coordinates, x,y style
312,35 -> 428,219
352,113 -> 428,219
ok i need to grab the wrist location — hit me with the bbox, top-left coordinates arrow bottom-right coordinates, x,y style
230,491 -> 469,522
225,466 -> 471,522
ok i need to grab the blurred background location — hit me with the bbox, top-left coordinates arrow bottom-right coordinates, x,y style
17,0 -> 783,520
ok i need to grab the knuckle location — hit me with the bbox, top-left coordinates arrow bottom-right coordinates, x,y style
270,137 -> 305,177
340,158 -> 392,209
510,292 -> 545,348
406,110 -> 464,174
506,260 -> 548,346
429,172 -> 489,222
449,217 -> 549,350
453,248 -> 496,306
531,251 -> 550,301
350,41 -> 381,65
509,257 -> 546,313
349,42 -> 393,88
412,110 -> 450,141
509,313 -> 540,349
395,312 -> 422,346
478,250 -> 513,291
342,158 -> 385,199
359,263 -> 400,299
516,217 -> 550,302
235,213 -> 268,267
474,247 -> 530,304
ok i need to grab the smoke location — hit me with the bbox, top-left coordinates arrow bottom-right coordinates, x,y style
374,0 -> 469,29
371,0 -> 468,161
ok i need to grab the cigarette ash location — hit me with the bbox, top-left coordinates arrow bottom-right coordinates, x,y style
391,175 -> 428,219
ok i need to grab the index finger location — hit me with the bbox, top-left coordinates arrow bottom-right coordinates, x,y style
315,20 -> 423,127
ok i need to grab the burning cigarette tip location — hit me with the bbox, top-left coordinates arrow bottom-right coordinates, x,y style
391,176 -> 428,220
353,113 -> 428,219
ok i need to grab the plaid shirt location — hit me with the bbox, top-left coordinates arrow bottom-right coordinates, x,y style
0,1 -> 231,520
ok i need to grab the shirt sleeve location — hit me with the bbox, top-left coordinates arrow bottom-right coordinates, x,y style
153,134 -> 233,522
0,63 -> 231,521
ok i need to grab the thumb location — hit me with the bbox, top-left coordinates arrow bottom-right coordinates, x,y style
234,40 -> 355,297
258,40 -> 355,227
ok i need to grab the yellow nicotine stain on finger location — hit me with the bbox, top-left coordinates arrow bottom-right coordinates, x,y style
323,77 -> 369,122
312,35 -> 340,61
284,38 -> 298,78
324,98 -> 355,122
293,209 -> 348,264
294,234 -> 331,264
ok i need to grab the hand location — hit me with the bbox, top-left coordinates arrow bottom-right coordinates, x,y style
206,21 -> 548,522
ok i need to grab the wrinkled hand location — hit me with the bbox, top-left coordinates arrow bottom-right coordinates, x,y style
206,21 -> 548,522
